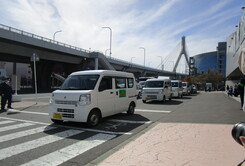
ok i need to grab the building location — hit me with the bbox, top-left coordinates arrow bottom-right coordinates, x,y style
192,42 -> 227,77
226,7 -> 245,84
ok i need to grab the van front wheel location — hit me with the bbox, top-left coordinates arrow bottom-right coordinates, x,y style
87,110 -> 101,127
127,103 -> 135,115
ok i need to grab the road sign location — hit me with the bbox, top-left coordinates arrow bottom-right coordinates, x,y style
30,53 -> 40,62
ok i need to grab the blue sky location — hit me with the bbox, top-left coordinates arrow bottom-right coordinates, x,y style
0,0 -> 244,71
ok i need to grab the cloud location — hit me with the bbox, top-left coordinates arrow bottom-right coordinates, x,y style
0,0 -> 243,71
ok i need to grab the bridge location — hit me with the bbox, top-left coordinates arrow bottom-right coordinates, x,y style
0,24 -> 189,91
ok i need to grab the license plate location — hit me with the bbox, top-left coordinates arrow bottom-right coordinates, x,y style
53,113 -> 62,120
146,97 -> 151,100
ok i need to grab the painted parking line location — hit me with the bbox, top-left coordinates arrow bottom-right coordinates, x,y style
21,133 -> 116,166
135,109 -> 171,113
108,119 -> 152,124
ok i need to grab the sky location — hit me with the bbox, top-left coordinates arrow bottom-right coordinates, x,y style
0,0 -> 244,72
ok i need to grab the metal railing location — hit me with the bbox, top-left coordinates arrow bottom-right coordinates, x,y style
0,24 -> 90,53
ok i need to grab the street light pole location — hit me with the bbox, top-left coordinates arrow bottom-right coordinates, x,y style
102,27 -> 112,58
139,47 -> 145,66
53,30 -> 62,41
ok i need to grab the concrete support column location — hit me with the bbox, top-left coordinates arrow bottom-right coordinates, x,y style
95,58 -> 98,70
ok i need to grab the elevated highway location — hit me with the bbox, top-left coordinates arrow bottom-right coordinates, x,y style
0,24 -> 187,90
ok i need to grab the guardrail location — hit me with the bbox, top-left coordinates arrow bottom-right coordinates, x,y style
0,24 -> 90,53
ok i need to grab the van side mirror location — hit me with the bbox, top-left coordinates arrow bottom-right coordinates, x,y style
165,85 -> 168,88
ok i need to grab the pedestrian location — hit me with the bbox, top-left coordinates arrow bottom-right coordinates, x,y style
227,85 -> 230,95
0,77 -> 13,111
229,85 -> 233,96
234,84 -> 239,97
238,78 -> 245,110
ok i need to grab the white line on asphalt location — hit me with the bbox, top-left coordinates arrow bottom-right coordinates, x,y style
21,133 -> 116,166
7,109 -> 49,115
0,126 -> 57,143
0,117 -> 133,135
21,96 -> 50,100
108,119 -> 152,124
0,129 -> 84,160
0,120 -> 15,125
135,109 -> 171,113
0,123 -> 35,132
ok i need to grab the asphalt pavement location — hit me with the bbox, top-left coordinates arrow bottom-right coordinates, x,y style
9,91 -> 245,166
90,91 -> 245,166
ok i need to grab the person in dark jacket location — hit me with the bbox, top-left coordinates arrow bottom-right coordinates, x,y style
0,77 -> 13,111
238,77 -> 245,110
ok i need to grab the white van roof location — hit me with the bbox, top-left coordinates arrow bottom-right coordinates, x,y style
70,70 -> 134,77
147,78 -> 170,81
171,80 -> 182,82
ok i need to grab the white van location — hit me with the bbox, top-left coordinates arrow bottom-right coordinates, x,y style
49,70 -> 137,126
142,78 -> 172,103
171,80 -> 183,98
182,81 -> 191,95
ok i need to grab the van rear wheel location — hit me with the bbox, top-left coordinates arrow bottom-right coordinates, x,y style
127,103 -> 135,115
87,110 -> 101,127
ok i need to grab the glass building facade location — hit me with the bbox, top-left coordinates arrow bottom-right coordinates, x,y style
193,42 -> 227,77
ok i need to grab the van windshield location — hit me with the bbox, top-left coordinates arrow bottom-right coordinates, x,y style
60,75 -> 99,90
145,81 -> 164,88
171,82 -> 178,87
182,82 -> 187,87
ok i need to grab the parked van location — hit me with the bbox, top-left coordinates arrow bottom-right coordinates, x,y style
49,70 -> 138,126
171,80 -> 183,98
142,78 -> 172,103
182,81 -> 191,95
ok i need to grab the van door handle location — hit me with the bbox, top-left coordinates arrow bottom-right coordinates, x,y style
110,92 -> 114,94
116,91 -> 118,95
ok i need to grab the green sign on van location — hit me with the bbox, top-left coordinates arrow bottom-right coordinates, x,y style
119,89 -> 126,98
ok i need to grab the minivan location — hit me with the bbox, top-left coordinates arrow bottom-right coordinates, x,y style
182,81 -> 191,95
142,78 -> 172,103
49,70 -> 137,126
171,80 -> 183,98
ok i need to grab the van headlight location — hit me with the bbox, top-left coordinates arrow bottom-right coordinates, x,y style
79,94 -> 91,105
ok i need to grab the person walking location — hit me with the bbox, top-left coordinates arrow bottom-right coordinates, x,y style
238,78 -> 245,110
0,77 -> 13,111
229,85 -> 233,96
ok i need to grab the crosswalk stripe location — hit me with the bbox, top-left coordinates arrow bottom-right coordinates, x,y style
0,129 -> 84,160
0,120 -> 15,125
0,126 -> 57,143
0,123 -> 35,132
21,133 -> 116,166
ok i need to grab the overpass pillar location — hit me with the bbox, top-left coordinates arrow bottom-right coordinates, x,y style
95,58 -> 98,70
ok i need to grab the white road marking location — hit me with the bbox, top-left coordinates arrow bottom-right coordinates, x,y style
0,117 -> 132,135
21,133 -> 116,166
135,109 -> 171,113
0,129 -> 84,160
109,119 -> 152,124
7,109 -> 49,115
0,126 -> 56,143
0,123 -> 35,132
0,120 -> 15,125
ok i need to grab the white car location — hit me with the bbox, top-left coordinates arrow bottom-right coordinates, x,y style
49,70 -> 138,126
142,78 -> 172,103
